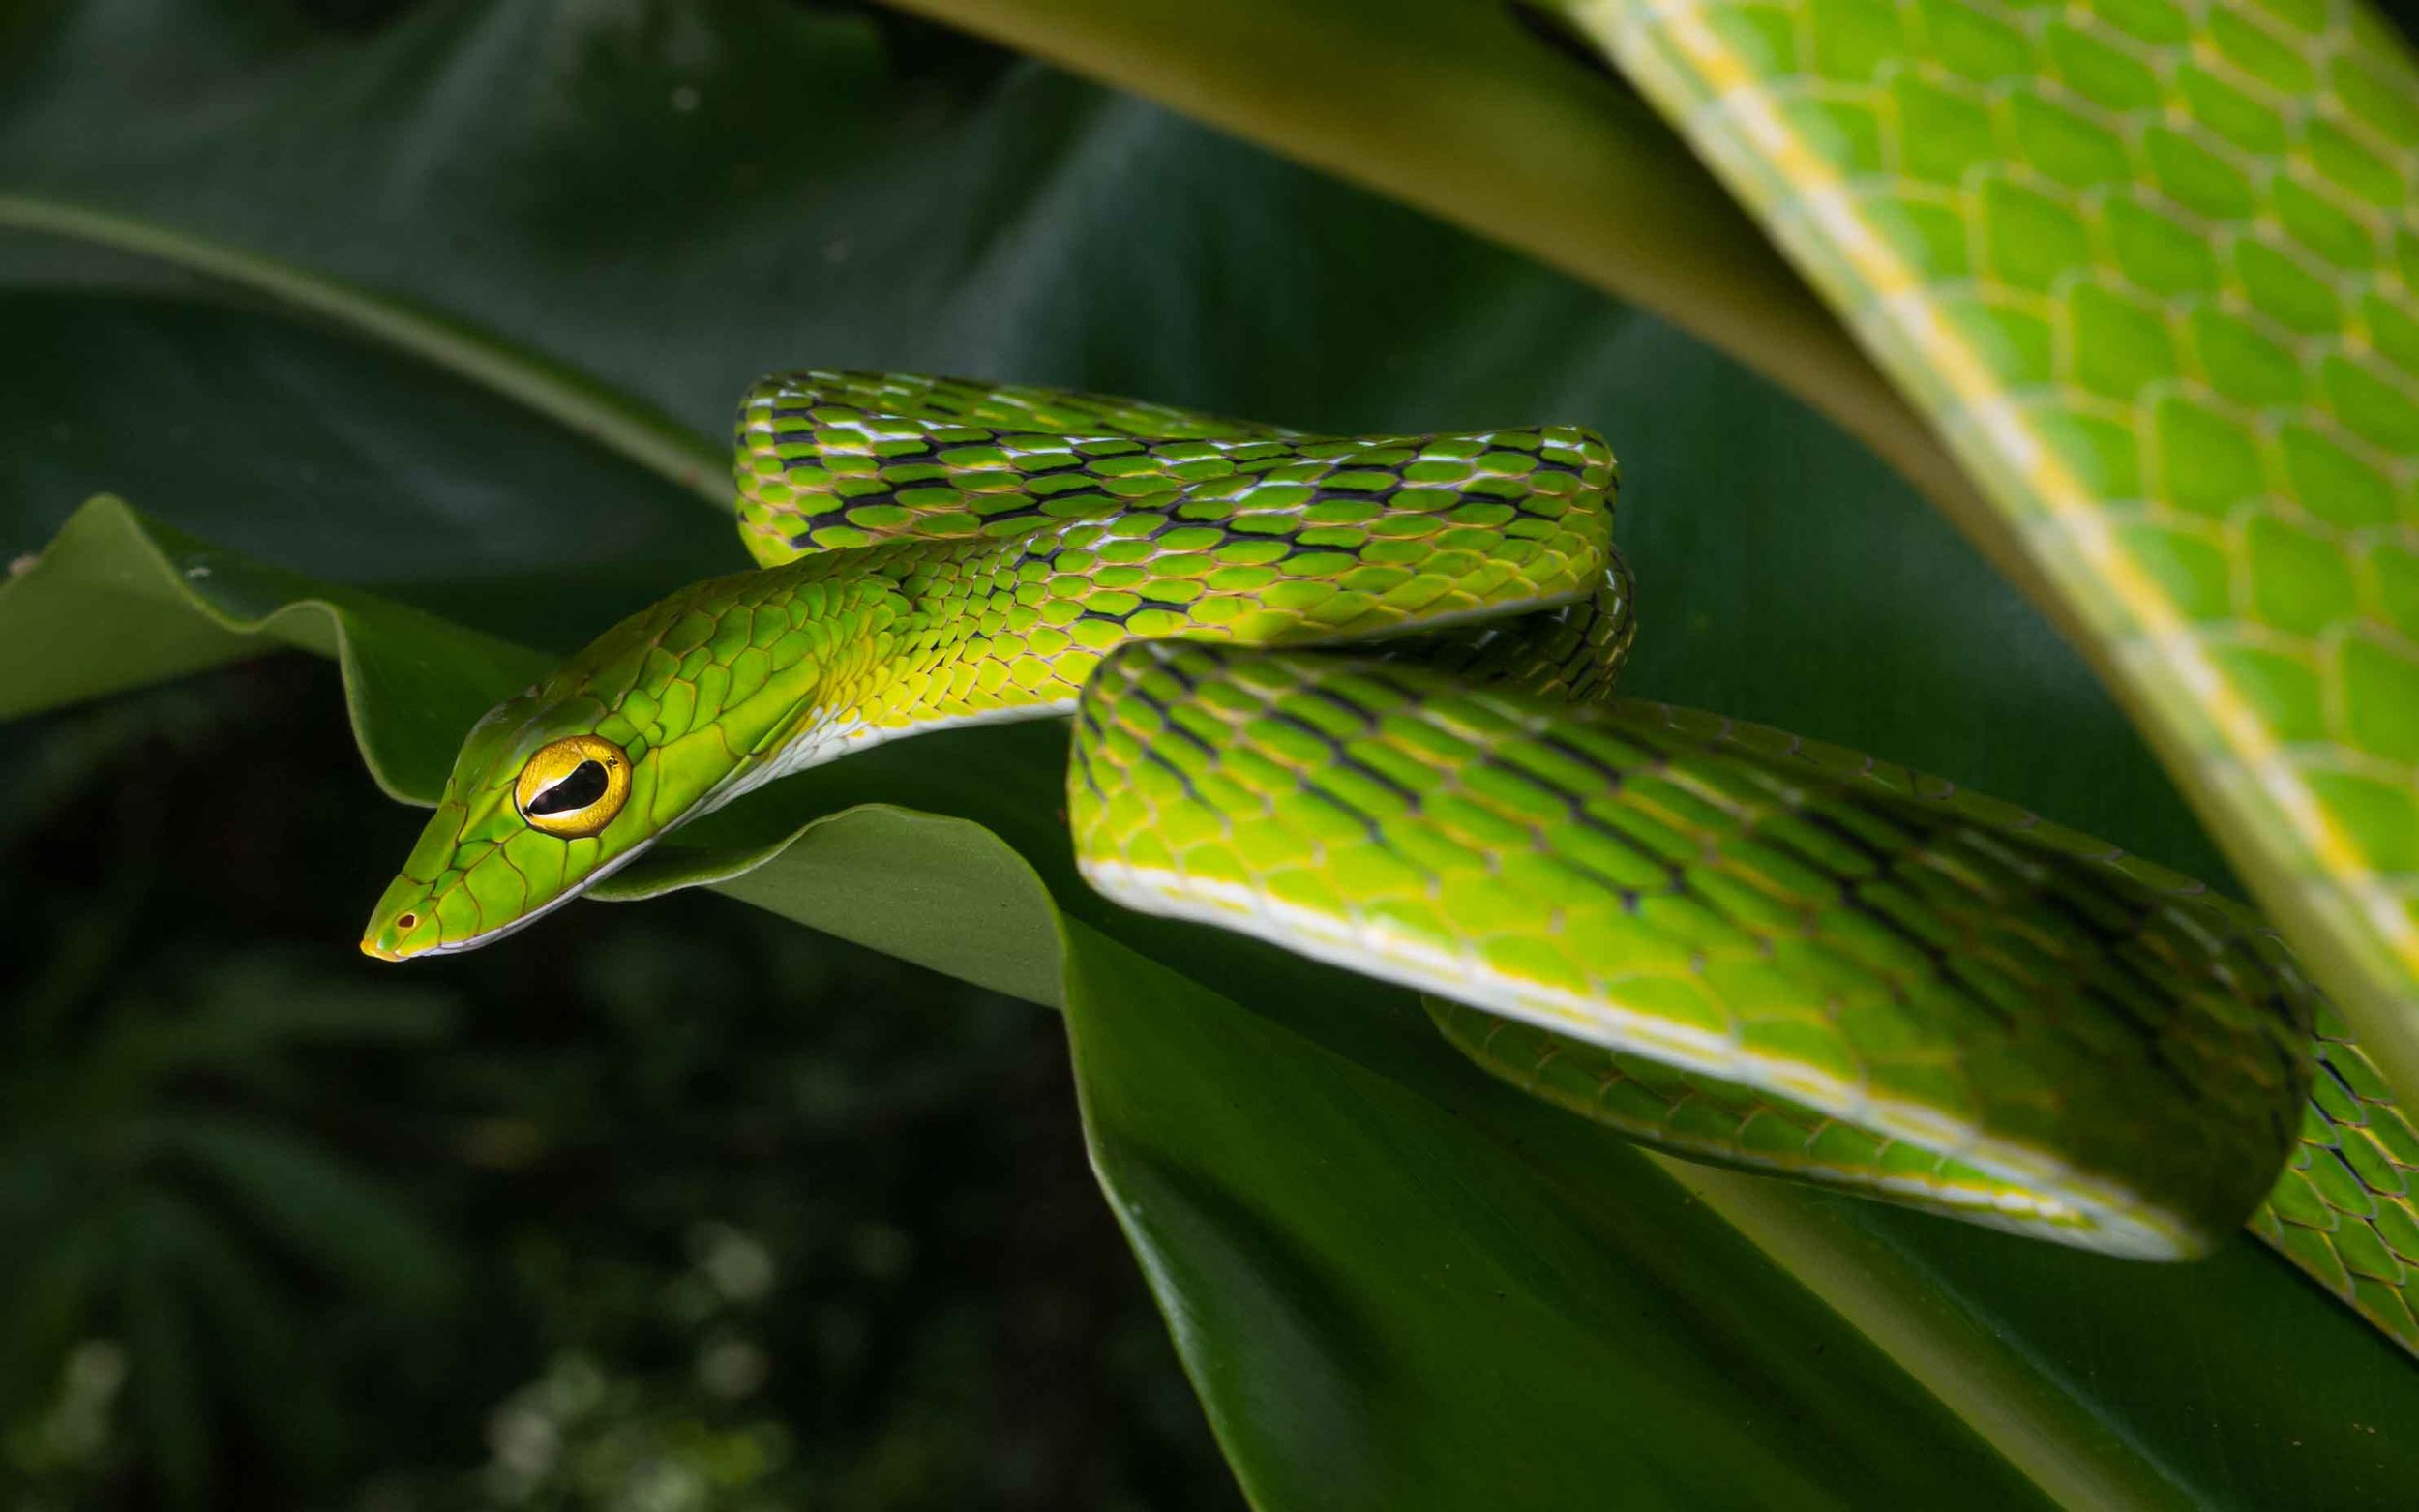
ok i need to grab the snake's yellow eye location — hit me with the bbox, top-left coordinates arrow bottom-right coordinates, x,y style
514,735 -> 631,838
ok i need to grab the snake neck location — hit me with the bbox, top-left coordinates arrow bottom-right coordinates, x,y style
722,422 -> 1622,791
719,527 -> 1092,799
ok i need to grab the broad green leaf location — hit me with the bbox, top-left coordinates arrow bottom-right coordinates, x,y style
5,2 -> 2416,1506
601,800 -> 1066,1009
1060,931 -> 2053,1510
0,289 -> 732,652
0,495 -> 543,799
1655,1161 -> 2419,1504
0,199 -> 725,508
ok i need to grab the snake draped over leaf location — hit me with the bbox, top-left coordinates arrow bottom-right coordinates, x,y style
344,0 -> 2419,1380
363,368 -> 2419,1359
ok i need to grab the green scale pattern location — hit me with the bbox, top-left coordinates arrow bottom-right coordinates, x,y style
1071,641 -> 2317,1256
2260,1005 -> 2419,1348
1562,0 -> 2419,1128
373,373 -> 2419,1354
729,371 -> 1622,739
366,375 -> 1618,959
735,371 -> 1289,561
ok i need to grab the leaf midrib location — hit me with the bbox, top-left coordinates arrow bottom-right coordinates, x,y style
0,193 -> 728,510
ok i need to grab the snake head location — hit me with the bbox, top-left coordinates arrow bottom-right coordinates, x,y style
358,688 -> 647,961
361,571 -> 830,960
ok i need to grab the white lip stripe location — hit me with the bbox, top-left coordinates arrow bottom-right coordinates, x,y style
1078,853 -> 2188,1260
420,699 -> 1082,955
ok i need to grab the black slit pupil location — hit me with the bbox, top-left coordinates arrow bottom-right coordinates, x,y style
528,759 -> 610,816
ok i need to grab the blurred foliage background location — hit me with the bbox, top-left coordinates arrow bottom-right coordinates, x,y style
2,658 -> 1237,1507
5,647 -> 1249,1508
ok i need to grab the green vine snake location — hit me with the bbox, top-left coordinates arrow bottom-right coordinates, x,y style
362,371 -> 2417,1358
358,0 -> 2419,1366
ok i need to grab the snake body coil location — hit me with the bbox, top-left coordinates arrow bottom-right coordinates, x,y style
367,370 -> 2419,1356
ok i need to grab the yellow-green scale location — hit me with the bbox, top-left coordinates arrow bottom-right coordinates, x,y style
367,386 -> 1618,964
367,365 -> 2419,1361
727,426 -> 1621,764
1070,640 -> 2320,1258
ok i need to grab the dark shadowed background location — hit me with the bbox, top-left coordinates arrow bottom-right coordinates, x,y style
2,660 -> 1237,1507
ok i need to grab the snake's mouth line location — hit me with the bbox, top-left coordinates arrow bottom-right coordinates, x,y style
364,709 -> 826,963
363,828 -> 668,961
364,711 -> 895,962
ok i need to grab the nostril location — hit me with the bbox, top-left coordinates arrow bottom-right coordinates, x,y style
396,912 -> 417,930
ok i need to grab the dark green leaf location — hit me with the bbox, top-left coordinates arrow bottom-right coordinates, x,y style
0,496 -> 544,801
1061,928 -> 2053,1510
602,800 -> 1067,1009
